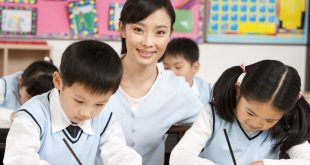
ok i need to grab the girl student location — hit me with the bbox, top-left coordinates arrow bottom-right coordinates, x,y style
170,60 -> 310,165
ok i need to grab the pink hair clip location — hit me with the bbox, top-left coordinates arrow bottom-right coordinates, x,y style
240,63 -> 246,72
298,92 -> 303,99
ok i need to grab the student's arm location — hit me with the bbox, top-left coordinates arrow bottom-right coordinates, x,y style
4,115 -> 50,165
99,116 -> 142,165
261,141 -> 310,165
0,78 -> 5,104
170,107 -> 218,165
0,108 -> 14,123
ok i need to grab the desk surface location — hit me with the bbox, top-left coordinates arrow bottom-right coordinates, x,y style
167,124 -> 192,135
0,123 -> 10,129
303,92 -> 310,104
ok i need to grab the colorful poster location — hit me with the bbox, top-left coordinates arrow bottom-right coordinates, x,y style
0,6 -> 36,35
0,0 -> 205,41
0,0 -> 36,4
206,0 -> 309,44
68,0 -> 98,37
105,0 -> 205,42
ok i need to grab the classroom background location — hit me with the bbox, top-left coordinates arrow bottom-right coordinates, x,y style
0,0 -> 309,90
1,0 -> 310,164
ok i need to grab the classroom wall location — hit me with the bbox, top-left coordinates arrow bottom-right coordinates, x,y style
47,40 -> 307,90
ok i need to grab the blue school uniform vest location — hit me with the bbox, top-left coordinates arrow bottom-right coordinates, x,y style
17,92 -> 113,165
194,76 -> 212,105
199,105 -> 279,165
105,70 -> 203,165
0,71 -> 22,110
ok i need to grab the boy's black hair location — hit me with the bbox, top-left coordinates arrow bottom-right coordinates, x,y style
60,40 -> 122,94
211,60 -> 310,157
162,37 -> 199,64
21,61 -> 58,97
119,0 -> 175,54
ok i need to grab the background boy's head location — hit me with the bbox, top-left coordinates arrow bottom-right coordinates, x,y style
162,37 -> 200,86
53,40 -> 123,123
19,60 -> 58,103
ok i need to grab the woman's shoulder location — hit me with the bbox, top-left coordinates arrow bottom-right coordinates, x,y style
160,69 -> 187,85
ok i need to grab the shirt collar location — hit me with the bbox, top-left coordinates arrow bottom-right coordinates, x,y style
49,88 -> 94,135
191,79 -> 200,97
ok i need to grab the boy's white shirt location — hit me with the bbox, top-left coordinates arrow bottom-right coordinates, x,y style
49,89 -> 93,135
169,106 -> 310,165
190,79 -> 200,98
4,89 -> 142,165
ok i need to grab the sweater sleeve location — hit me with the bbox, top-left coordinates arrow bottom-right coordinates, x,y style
262,141 -> 310,165
170,106 -> 219,165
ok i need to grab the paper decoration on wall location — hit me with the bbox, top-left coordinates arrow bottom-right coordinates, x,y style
173,0 -> 205,42
0,0 -> 37,4
174,9 -> 193,32
0,6 -> 37,35
108,2 -> 123,31
0,0 -> 205,42
104,0 -> 204,42
68,0 -> 98,37
206,0 -> 309,44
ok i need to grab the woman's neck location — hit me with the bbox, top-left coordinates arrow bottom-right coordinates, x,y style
121,57 -> 158,98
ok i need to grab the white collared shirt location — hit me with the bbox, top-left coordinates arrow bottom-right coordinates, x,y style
191,79 -> 200,98
49,89 -> 93,135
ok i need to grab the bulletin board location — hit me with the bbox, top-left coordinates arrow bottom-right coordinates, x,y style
206,0 -> 309,44
0,0 -> 205,42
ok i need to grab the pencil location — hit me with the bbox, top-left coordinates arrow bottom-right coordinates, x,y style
63,138 -> 83,165
223,129 -> 237,165
13,90 -> 22,105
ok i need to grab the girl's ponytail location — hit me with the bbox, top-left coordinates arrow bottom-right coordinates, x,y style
271,96 -> 310,156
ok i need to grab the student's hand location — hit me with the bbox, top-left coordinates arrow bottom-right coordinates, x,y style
10,112 -> 16,122
250,160 -> 264,165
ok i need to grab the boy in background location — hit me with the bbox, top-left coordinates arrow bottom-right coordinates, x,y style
163,37 -> 212,105
0,59 -> 58,123
4,40 -> 141,165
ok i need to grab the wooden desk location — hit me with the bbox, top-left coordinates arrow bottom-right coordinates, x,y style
166,124 -> 191,141
165,124 -> 192,165
0,124 -> 9,165
303,92 -> 310,104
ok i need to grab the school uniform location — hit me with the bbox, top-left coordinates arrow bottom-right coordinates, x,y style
170,104 -> 310,165
191,76 -> 212,105
104,67 -> 203,165
4,88 -> 142,165
0,71 -> 22,123
0,71 -> 23,110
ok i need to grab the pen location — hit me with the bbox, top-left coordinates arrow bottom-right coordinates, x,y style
13,90 -> 22,105
223,129 -> 237,165
63,138 -> 83,165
